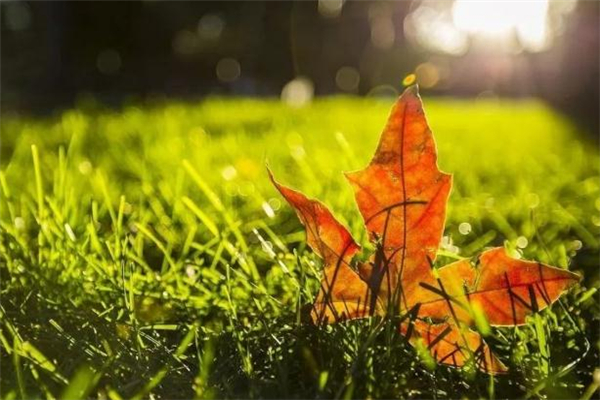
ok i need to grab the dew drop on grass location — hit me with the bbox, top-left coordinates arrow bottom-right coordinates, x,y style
516,236 -> 528,249
261,240 -> 275,257
14,217 -> 25,230
185,265 -> 196,279
291,146 -> 306,160
262,201 -> 275,218
458,222 -> 471,235
221,165 -> 237,181
442,235 -> 450,246
78,160 -> 92,175
64,223 -> 76,242
268,198 -> 281,211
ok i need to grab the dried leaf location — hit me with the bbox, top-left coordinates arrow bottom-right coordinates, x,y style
269,86 -> 580,373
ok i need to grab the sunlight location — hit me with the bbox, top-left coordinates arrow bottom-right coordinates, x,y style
452,0 -> 550,50
404,0 -> 578,54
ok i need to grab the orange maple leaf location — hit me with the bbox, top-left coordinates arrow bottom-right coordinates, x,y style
268,86 -> 580,374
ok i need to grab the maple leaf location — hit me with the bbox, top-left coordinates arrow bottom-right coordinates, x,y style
269,86 -> 581,374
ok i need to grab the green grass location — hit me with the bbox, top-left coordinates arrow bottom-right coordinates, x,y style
1,95 -> 599,399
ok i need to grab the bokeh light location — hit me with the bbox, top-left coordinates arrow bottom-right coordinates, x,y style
318,0 -> 344,18
197,14 -> 224,41
216,58 -> 241,83
4,2 -> 31,31
335,66 -> 360,92
369,3 -> 396,49
367,84 -> 398,98
172,30 -> 199,56
96,49 -> 122,75
281,77 -> 314,107
415,62 -> 440,88
404,3 -> 469,56
1,0 -> 597,136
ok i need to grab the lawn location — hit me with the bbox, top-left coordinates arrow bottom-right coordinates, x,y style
1,95 -> 598,399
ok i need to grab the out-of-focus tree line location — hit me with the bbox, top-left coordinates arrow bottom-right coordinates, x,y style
1,1 -> 597,135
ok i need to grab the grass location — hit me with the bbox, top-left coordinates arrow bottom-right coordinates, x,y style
1,95 -> 599,399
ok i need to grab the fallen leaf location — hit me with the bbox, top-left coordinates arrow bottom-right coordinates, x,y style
269,86 -> 580,373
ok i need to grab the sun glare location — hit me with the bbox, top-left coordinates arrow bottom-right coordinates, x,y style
405,0 -> 578,55
452,0 -> 550,50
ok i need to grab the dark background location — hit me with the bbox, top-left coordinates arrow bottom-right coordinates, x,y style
1,1 -> 598,135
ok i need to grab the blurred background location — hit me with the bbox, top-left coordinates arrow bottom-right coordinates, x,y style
2,0 -> 598,135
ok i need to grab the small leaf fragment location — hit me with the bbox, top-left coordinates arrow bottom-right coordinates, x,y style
402,320 -> 507,374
